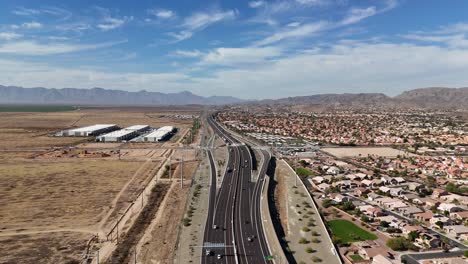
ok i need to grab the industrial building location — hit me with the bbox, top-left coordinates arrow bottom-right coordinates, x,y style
96,125 -> 150,142
140,126 -> 176,142
57,124 -> 118,137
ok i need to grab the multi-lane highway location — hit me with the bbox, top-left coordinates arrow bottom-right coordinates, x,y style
202,115 -> 271,264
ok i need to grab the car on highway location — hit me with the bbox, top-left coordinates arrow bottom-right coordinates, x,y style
217,254 -> 222,259
212,224 -> 217,230
205,250 -> 212,256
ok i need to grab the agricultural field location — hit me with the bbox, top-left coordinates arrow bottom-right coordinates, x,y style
0,105 -> 78,112
328,219 -> 378,243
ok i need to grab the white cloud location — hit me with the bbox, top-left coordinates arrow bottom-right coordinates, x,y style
287,22 -> 301,27
255,21 -> 329,46
12,7 -> 72,20
22,21 -> 43,29
0,32 -> 22,40
2,39 -> 468,99
173,50 -> 203,58
0,40 -> 126,56
199,47 -> 283,66
295,0 -> 326,5
148,8 -> 175,19
169,9 -> 237,42
249,1 -> 266,8
183,10 -> 236,30
167,31 -> 193,42
189,41 -> 468,98
339,6 -> 377,25
97,17 -> 132,31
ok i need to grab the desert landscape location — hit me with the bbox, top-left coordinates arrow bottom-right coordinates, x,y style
0,106 -> 204,263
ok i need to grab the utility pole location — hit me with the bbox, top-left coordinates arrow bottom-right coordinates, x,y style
168,156 -> 171,179
295,153 -> 298,187
180,155 -> 184,188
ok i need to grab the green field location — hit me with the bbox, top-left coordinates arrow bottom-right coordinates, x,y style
328,219 -> 377,243
0,105 -> 78,112
350,255 -> 364,260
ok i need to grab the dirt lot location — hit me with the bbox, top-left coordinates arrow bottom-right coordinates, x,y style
137,160 -> 200,263
0,107 -> 201,263
0,231 -> 90,264
322,147 -> 414,158
0,160 -> 144,232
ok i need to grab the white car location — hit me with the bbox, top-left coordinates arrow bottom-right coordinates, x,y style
217,254 -> 222,259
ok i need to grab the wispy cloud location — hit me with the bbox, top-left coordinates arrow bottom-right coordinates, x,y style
183,10 -> 237,30
255,21 -> 329,46
173,49 -> 203,58
249,1 -> 266,8
22,21 -> 43,29
339,6 -> 377,25
199,46 -> 283,66
12,6 -> 72,20
0,40 -> 127,56
169,9 -> 237,42
97,16 -> 132,31
148,8 -> 175,19
0,32 -> 22,40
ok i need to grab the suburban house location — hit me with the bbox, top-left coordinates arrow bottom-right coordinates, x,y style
450,211 -> 468,223
359,205 -> 385,218
431,188 -> 448,199
330,193 -> 350,203
401,224 -> 424,235
398,206 -> 424,217
443,225 -> 468,238
437,203 -> 462,213
414,211 -> 434,223
430,215 -> 452,228
414,232 -> 441,249
317,183 -> 330,192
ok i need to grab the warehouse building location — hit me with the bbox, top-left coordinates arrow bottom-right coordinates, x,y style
57,124 -> 118,137
96,125 -> 150,142
141,126 -> 176,142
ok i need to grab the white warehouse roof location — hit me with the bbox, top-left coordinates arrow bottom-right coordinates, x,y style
98,125 -> 149,139
125,125 -> 150,131
145,126 -> 174,139
69,124 -> 116,132
145,126 -> 174,137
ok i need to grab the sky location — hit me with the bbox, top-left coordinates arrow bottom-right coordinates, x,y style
1,0 -> 468,99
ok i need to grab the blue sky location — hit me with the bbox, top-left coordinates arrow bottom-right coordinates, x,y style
1,0 -> 468,99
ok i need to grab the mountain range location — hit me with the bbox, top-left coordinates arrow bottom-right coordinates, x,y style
0,85 -> 244,106
0,85 -> 467,109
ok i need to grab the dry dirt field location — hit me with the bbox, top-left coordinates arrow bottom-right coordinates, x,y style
0,160 -> 144,231
322,147 -> 414,158
0,107 -> 201,263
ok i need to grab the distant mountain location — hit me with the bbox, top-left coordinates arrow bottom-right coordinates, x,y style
0,85 -> 245,106
395,87 -> 468,109
254,87 -> 468,110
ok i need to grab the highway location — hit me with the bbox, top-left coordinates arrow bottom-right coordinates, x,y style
202,115 -> 271,264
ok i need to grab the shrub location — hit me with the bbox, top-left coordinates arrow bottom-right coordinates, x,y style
305,247 -> 315,253
311,238 -> 321,243
302,227 -> 311,232
299,238 -> 309,244
312,256 -> 322,262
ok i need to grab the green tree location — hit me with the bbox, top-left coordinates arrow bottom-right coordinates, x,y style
322,199 -> 333,208
407,231 -> 419,242
386,237 -> 413,251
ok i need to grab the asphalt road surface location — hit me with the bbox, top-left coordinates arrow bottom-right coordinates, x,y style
201,115 -> 272,264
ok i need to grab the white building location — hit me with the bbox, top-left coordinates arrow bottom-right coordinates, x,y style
58,124 -> 118,137
141,126 -> 176,142
97,125 -> 150,142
